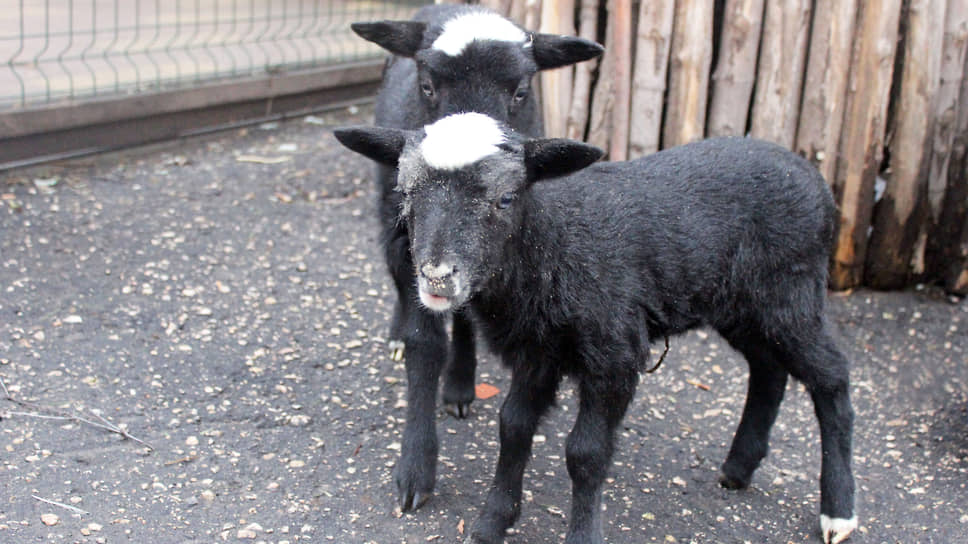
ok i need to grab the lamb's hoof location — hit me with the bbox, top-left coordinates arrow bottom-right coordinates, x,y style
717,472 -> 749,490
400,490 -> 431,512
388,340 -> 405,361
444,401 -> 471,419
821,514 -> 857,544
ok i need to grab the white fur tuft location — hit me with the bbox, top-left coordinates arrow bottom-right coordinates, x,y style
419,113 -> 506,170
431,11 -> 527,56
820,514 -> 857,544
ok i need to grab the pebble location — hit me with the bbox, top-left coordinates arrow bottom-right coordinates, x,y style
40,514 -> 59,526
289,415 -> 312,427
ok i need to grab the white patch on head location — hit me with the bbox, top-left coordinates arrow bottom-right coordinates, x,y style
431,11 -> 528,56
419,113 -> 506,170
820,514 -> 857,544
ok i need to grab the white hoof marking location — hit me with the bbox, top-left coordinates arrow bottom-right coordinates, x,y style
821,514 -> 857,544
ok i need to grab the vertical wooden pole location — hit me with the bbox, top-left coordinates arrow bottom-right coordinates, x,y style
607,0 -> 632,160
587,0 -> 626,155
628,0 -> 675,157
523,0 -> 541,33
749,0 -> 812,148
540,0 -> 576,137
707,0 -> 765,138
795,0 -> 859,187
829,0 -> 903,290
663,0 -> 715,148
923,0 -> 968,278
481,0 -> 514,18
932,55 -> 968,294
565,0 -> 602,141
866,0 -> 947,288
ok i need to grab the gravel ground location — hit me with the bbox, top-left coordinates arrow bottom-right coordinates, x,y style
1,106 -> 966,544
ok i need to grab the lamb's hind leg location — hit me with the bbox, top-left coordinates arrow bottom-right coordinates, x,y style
743,322 -> 855,543
795,330 -> 856,543
719,338 -> 790,490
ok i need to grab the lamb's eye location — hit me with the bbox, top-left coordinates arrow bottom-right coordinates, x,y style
420,80 -> 435,98
512,87 -> 529,103
496,192 -> 515,209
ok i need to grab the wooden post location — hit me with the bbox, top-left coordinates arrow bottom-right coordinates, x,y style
523,0 -> 541,33
587,0 -> 632,156
628,0 -> 675,157
829,0 -> 903,290
931,54 -> 968,294
663,0 -> 714,148
607,0 -> 632,160
865,0 -> 947,288
540,0 -> 576,137
795,0 -> 859,187
749,0 -> 812,148
480,0 -> 514,17
923,0 -> 968,278
707,0 -> 765,138
565,0 -> 602,141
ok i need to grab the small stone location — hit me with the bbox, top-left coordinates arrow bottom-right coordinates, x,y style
41,514 -> 59,526
289,415 -> 311,427
671,476 -> 687,487
200,490 -> 216,503
289,459 -> 306,468
186,436 -> 199,446
63,315 -> 83,324
237,528 -> 257,539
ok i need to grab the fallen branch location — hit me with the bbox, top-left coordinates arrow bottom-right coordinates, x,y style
0,374 -> 154,450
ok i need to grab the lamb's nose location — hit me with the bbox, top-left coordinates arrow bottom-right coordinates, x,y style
420,262 -> 455,280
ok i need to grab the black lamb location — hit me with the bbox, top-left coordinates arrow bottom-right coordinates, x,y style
333,112 -> 857,544
350,4 -> 603,512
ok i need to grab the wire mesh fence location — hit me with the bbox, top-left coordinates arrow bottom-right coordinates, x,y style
0,0 -> 429,110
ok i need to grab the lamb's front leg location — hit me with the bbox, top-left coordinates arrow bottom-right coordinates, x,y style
564,376 -> 636,544
468,367 -> 560,544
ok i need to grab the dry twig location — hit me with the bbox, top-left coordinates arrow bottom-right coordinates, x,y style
32,495 -> 89,515
0,375 -> 154,450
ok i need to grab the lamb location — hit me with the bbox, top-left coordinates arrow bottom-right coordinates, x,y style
333,112 -> 857,544
350,4 -> 603,512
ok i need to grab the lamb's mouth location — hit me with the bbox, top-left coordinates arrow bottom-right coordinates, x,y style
417,284 -> 456,312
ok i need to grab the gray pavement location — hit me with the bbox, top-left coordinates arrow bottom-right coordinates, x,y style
1,107 -> 966,543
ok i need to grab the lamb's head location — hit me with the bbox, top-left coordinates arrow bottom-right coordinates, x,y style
351,8 -> 603,134
335,113 -> 602,312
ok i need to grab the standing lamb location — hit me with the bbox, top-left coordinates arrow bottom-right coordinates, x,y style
333,112 -> 857,544
350,4 -> 603,512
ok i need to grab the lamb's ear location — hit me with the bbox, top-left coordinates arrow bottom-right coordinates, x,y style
351,21 -> 426,57
333,126 -> 408,167
523,138 -> 604,182
530,34 -> 604,70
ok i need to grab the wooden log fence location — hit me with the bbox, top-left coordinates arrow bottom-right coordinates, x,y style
467,0 -> 968,293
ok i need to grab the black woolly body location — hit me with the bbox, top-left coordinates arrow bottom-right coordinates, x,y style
473,137 -> 836,379
333,117 -> 857,541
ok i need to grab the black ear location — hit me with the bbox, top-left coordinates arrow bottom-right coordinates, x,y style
531,34 -> 604,70
333,126 -> 408,167
351,21 -> 426,57
523,138 -> 604,181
